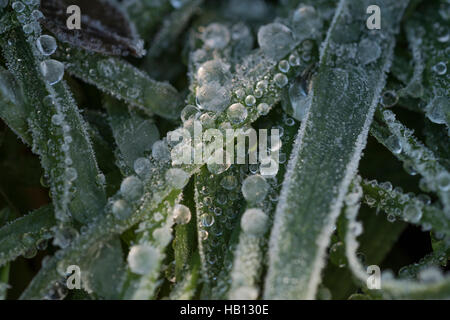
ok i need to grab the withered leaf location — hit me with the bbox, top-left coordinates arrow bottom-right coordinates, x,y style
40,0 -> 145,57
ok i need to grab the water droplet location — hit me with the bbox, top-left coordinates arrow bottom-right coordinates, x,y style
358,38 -> 381,65
40,59 -> 64,85
257,103 -> 270,116
165,168 -> 189,189
202,23 -> 230,49
127,244 -> 160,275
207,160 -> 231,175
36,35 -> 57,56
286,77 -> 310,121
12,1 -> 25,12
385,135 -> 402,154
181,105 -> 199,122
257,22 -> 294,61
242,174 -> 269,203
51,114 -> 64,126
403,204 -> 422,223
278,60 -> 290,73
380,90 -> 399,108
437,172 -> 450,191
273,73 -> 288,88
66,167 -> 77,181
288,53 -> 300,66
256,80 -> 268,91
292,5 -> 322,40
426,96 -> 448,125
241,208 -> 268,235
227,103 -> 248,124
134,157 -> 151,178
419,266 -> 443,283
432,62 -> 447,75
200,214 -> 215,227
199,230 -> 209,241
245,95 -> 256,106
120,176 -> 143,201
112,199 -> 132,220
220,175 -> 238,190
152,140 -> 170,161
173,204 -> 191,225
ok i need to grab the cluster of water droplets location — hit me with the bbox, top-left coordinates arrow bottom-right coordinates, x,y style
363,179 -> 429,226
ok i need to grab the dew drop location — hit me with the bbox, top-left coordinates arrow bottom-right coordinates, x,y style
358,38 -> 381,65
112,199 -> 132,220
403,204 -> 422,223
165,168 -> 189,189
120,176 -> 143,201
257,22 -> 294,61
65,167 -> 77,181
36,35 -> 57,56
40,59 -> 64,85
200,214 -> 215,227
241,208 -> 268,235
199,230 -> 209,241
181,105 -> 199,122
152,140 -> 170,161
257,103 -> 270,116
273,73 -> 288,88
278,60 -> 290,73
227,103 -> 248,124
134,157 -> 151,178
127,244 -> 160,275
380,90 -> 399,108
173,204 -> 191,225
220,175 -> 238,190
432,62 -> 447,75
12,1 -> 25,12
242,174 -> 269,203
245,95 -> 256,106
437,172 -> 450,191
426,96 -> 448,125
385,135 -> 402,154
202,23 -> 230,49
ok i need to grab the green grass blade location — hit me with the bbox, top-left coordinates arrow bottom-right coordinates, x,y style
264,0 -> 408,299
56,46 -> 183,120
0,205 -> 55,267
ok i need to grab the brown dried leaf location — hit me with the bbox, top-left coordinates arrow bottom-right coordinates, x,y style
40,0 -> 145,57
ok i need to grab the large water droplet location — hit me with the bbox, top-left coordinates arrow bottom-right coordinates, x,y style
241,208 -> 268,235
403,204 -> 422,223
257,22 -> 294,61
202,23 -> 230,49
40,59 -> 64,85
358,38 -> 381,65
120,176 -> 144,201
227,103 -> 248,124
242,174 -> 269,203
286,77 -> 310,121
165,168 -> 189,189
134,157 -> 151,178
273,73 -> 288,88
152,140 -> 170,161
127,244 -> 160,275
36,35 -> 57,56
292,5 -> 322,40
112,199 -> 132,220
432,62 -> 447,75
173,204 -> 191,225
426,96 -> 448,125
386,135 -> 402,154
